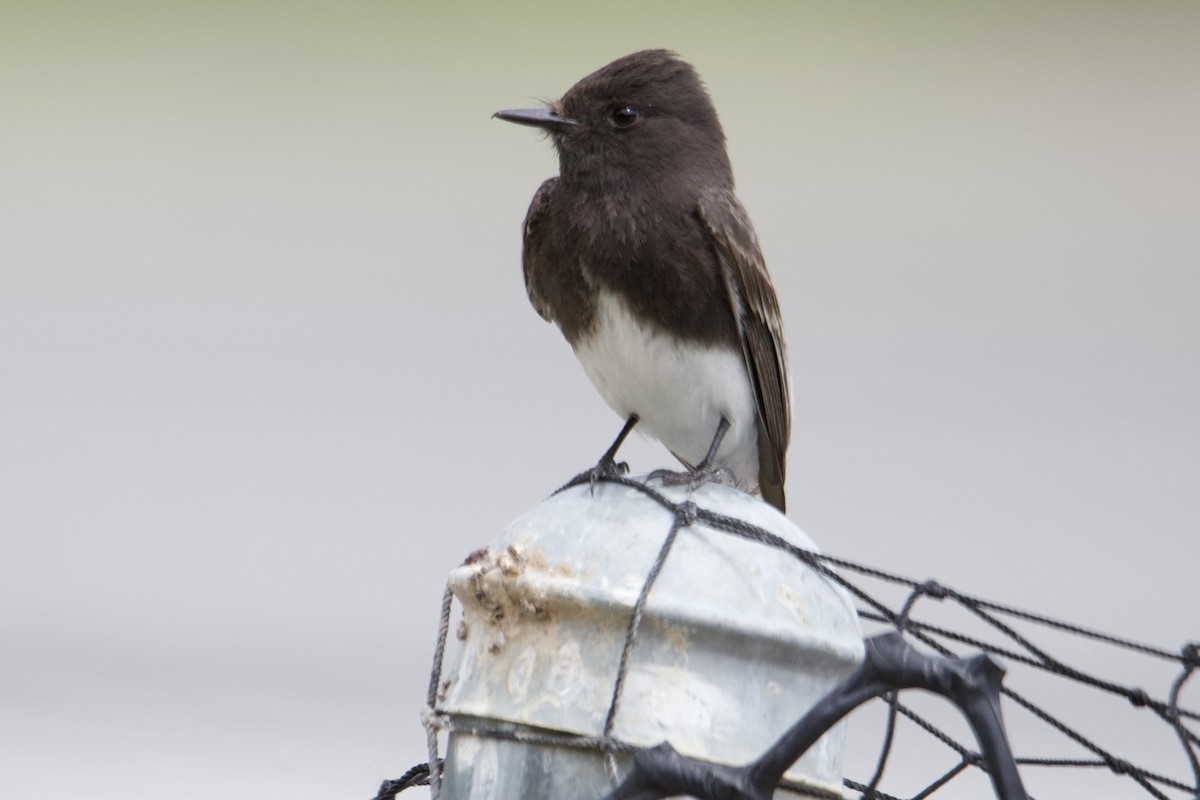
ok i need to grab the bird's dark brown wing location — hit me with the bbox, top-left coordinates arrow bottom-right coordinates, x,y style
521,177 -> 559,323
697,187 -> 791,512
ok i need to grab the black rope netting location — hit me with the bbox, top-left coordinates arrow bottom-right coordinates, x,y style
377,472 -> 1198,800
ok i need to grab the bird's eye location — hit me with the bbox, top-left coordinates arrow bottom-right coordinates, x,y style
611,106 -> 641,129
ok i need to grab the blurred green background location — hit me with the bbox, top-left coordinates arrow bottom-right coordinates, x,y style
2,2 -> 1197,798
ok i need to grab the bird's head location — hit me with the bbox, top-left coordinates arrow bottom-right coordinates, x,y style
495,50 -> 733,191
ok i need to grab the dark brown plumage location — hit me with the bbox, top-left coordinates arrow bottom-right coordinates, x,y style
496,50 -> 791,511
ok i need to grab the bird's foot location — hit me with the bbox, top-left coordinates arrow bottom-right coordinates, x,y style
558,414 -> 639,496
567,455 -> 631,495
645,415 -> 736,493
646,465 -> 737,493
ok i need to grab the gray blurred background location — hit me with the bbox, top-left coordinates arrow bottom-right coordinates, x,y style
1,2 -> 1196,798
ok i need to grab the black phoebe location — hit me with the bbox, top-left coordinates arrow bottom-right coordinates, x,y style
495,49 -> 791,512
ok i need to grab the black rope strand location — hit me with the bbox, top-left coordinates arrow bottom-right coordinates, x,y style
422,584 -> 454,800
896,702 -> 980,763
1167,649 -> 1200,793
1000,685 -> 1189,797
841,777 -> 907,800
909,759 -> 972,800
858,609 -> 1200,727
863,585 -> 939,799
600,500 -> 694,782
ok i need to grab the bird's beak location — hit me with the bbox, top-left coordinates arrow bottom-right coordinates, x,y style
493,107 -> 581,132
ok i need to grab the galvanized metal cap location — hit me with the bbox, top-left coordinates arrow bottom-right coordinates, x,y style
438,475 -> 864,797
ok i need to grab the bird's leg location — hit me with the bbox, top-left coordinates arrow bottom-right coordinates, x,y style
648,417 -> 737,491
600,413 -> 639,470
695,416 -> 730,472
565,414 -> 638,494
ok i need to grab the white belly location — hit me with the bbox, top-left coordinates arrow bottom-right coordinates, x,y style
572,290 -> 760,490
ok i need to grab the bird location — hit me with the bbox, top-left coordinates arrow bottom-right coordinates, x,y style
494,49 -> 791,512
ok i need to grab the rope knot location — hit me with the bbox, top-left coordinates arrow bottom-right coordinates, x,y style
674,501 -> 698,527
1104,755 -> 1132,775
1127,688 -> 1150,707
1181,642 -> 1200,668
919,579 -> 949,600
